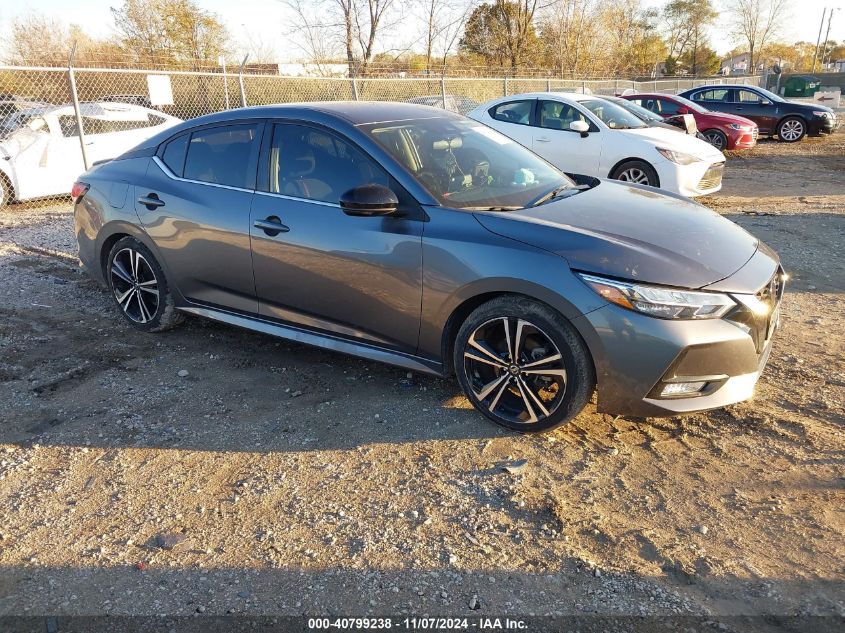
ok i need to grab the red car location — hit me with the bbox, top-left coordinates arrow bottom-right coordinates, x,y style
623,93 -> 758,151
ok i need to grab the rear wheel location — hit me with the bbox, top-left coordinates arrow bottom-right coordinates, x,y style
106,236 -> 184,332
702,129 -> 728,151
610,160 -> 659,187
453,296 -> 595,433
777,117 -> 806,143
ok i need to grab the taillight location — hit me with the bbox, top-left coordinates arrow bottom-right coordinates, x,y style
71,181 -> 89,203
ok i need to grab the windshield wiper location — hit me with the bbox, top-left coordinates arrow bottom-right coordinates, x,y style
528,183 -> 593,207
464,205 -> 524,211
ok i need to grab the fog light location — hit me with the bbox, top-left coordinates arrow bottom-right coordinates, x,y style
661,381 -> 707,397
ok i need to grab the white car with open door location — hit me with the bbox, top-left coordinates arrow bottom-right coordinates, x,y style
467,92 -> 726,197
0,102 -> 180,206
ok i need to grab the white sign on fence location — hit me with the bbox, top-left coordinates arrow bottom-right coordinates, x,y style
146,74 -> 174,106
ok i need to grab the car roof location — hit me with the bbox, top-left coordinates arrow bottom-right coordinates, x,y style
22,101 -> 160,118
683,85 -> 760,90
126,101 -> 463,154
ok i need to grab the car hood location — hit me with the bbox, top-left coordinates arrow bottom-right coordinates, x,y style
701,110 -> 756,127
473,180 -> 759,289
620,126 -> 725,162
783,100 -> 834,114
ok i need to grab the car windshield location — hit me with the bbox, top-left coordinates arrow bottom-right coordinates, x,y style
753,86 -> 785,103
579,99 -> 647,129
611,98 -> 661,122
360,117 -> 573,209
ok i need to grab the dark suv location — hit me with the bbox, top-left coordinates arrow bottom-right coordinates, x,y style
678,84 -> 838,142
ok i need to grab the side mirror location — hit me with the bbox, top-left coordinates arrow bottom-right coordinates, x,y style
569,120 -> 590,137
676,106 -> 689,115
760,100 -> 770,106
339,184 -> 399,217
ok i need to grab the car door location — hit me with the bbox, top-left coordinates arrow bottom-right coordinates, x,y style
481,99 -> 536,149
531,99 -> 602,175
249,122 -> 423,353
734,89 -> 777,134
135,122 -> 262,314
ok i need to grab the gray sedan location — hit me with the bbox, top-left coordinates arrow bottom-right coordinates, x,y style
73,102 -> 784,432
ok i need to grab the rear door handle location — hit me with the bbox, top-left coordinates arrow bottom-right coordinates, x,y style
254,216 -> 290,236
138,193 -> 165,209
535,137 -> 551,143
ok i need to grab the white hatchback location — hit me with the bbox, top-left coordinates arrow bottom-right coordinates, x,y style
467,92 -> 726,197
0,102 -> 180,206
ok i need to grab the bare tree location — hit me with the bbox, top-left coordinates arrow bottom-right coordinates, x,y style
415,0 -> 475,72
724,0 -> 790,73
282,0 -> 397,76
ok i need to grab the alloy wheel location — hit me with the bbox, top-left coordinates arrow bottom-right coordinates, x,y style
110,247 -> 160,324
780,119 -> 804,141
616,167 -> 650,185
704,131 -> 725,150
463,317 -> 567,425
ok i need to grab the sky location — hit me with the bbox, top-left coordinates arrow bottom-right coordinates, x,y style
1,0 -> 842,64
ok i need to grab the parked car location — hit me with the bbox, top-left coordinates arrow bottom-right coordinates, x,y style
603,95 -> 706,138
73,103 -> 784,432
100,94 -> 154,108
0,102 -> 180,206
623,93 -> 758,151
0,98 -> 49,137
678,84 -> 838,142
406,94 -> 479,115
467,93 -> 726,197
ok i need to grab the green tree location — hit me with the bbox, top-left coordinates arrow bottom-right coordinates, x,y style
662,0 -> 718,75
460,1 -> 542,71
112,0 -> 230,69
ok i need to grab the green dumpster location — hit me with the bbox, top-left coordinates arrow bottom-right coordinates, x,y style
782,75 -> 821,98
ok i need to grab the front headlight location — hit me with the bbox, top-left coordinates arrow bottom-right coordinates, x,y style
812,110 -> 831,118
578,273 -> 736,320
655,147 -> 701,165
728,123 -> 751,131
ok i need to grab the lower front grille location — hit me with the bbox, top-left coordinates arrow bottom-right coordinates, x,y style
698,162 -> 724,191
751,127 -> 759,140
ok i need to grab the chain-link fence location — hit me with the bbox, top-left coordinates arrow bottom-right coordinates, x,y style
0,64 -> 764,210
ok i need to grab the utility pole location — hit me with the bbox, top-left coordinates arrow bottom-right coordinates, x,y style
812,8 -> 827,72
821,8 -> 839,69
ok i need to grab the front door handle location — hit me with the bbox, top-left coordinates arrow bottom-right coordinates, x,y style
138,193 -> 165,209
254,216 -> 290,237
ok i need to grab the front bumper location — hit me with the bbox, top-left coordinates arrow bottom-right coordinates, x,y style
656,158 -> 724,197
728,128 -> 757,150
809,114 -> 839,135
573,254 -> 783,417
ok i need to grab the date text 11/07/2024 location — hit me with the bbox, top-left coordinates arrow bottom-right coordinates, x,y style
307,617 -> 528,630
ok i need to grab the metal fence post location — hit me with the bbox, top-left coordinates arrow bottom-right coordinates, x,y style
581,79 -> 586,93
351,75 -> 360,101
238,55 -> 249,107
504,76 -> 508,96
547,77 -> 552,92
440,74 -> 447,109
66,43 -> 90,171
614,78 -> 619,93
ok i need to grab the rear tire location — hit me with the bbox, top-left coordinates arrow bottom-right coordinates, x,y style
453,296 -> 595,433
610,160 -> 659,187
702,129 -> 728,151
106,236 -> 184,332
777,117 -> 806,143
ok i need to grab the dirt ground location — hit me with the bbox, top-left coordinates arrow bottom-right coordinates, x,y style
0,131 -> 843,631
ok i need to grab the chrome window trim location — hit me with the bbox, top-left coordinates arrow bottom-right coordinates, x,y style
152,155 -> 255,193
253,189 -> 341,209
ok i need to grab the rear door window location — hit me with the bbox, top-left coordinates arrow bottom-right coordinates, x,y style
693,89 -> 731,103
538,101 -> 589,130
654,98 -> 680,115
183,124 -> 261,189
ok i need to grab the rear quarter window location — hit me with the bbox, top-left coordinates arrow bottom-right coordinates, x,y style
183,124 -> 261,189
161,133 -> 189,176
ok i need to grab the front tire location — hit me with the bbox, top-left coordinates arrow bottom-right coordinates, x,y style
610,160 -> 659,187
702,129 -> 728,151
453,296 -> 595,433
106,237 -> 184,332
777,117 -> 806,143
